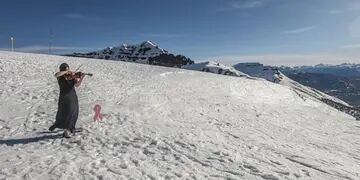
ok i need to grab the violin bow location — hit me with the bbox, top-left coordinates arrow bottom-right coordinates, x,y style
74,64 -> 83,72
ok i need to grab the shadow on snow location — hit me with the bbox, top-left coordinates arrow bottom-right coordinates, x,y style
0,134 -> 62,146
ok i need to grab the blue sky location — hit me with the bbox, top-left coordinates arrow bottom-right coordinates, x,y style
1,0 -> 360,65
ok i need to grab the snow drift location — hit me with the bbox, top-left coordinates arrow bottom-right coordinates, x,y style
0,51 -> 359,179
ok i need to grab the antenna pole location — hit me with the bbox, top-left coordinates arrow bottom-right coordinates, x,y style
49,28 -> 53,54
10,37 -> 14,52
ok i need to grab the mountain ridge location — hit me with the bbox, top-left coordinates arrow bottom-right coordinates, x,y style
64,41 -> 193,67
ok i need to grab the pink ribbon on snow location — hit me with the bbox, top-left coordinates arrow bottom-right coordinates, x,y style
93,104 -> 103,121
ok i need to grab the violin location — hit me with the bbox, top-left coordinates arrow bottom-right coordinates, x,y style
64,71 -> 93,79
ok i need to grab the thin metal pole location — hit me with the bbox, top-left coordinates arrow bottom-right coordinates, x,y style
10,37 -> 14,52
49,28 -> 53,54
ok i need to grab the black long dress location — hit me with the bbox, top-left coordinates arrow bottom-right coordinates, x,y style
54,76 -> 79,131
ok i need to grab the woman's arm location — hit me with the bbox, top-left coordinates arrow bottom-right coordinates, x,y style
55,70 -> 71,78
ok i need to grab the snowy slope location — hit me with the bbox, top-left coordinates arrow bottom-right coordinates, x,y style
67,41 -> 167,64
278,73 -> 348,104
1,51 -> 360,179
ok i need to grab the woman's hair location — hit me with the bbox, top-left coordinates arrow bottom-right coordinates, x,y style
59,63 -> 69,71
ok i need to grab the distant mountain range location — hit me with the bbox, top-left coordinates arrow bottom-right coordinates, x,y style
64,41 -> 194,67
278,64 -> 360,108
279,63 -> 360,77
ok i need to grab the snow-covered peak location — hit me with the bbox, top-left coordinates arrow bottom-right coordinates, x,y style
67,41 -> 168,64
182,61 -> 248,77
233,63 -> 283,82
140,40 -> 158,48
281,63 -> 360,73
280,65 -> 360,80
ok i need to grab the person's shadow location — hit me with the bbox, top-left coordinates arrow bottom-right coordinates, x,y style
0,133 -> 62,146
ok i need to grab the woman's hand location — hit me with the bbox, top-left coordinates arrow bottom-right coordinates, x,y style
65,71 -> 76,80
66,70 -> 75,75
75,73 -> 85,87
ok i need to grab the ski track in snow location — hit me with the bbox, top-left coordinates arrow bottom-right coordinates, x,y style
0,51 -> 360,179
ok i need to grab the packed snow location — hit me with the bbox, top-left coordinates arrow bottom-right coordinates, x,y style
0,51 -> 360,179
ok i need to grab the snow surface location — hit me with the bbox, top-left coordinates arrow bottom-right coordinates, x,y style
0,51 -> 360,179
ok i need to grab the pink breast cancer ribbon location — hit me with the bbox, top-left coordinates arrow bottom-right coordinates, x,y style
93,104 -> 103,121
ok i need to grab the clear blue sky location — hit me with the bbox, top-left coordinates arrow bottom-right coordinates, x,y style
1,0 -> 360,65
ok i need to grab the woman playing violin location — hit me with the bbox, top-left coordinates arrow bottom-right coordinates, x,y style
49,63 -> 85,138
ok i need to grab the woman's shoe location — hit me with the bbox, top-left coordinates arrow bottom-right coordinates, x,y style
49,125 -> 56,131
63,130 -> 71,138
